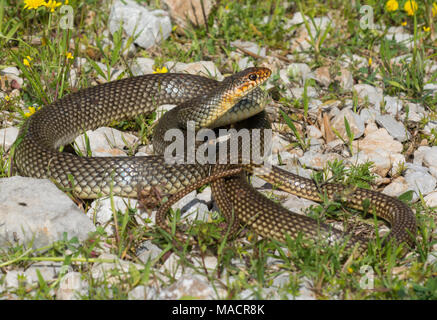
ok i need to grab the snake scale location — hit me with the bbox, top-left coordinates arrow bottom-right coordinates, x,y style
14,67 -> 416,253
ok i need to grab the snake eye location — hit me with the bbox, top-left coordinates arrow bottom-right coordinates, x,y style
248,73 -> 258,81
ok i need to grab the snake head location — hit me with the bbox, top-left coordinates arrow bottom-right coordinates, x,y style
226,67 -> 272,97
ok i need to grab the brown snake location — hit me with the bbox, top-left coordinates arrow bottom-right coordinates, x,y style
14,67 -> 416,253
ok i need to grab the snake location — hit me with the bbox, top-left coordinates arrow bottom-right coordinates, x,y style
13,67 -> 417,253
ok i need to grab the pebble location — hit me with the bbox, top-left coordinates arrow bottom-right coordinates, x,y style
335,68 -> 354,91
90,253 -> 143,285
375,114 -> 410,142
160,253 -> 183,280
130,57 -> 155,76
383,177 -> 409,198
282,194 -> 318,214
289,86 -> 318,99
136,240 -> 162,263
230,40 -> 266,58
360,108 -> 380,124
164,61 -> 223,80
331,108 -> 365,140
128,285 -> 157,300
353,84 -> 383,107
352,128 -> 402,154
108,0 -> 171,49
350,150 -> 391,177
340,54 -> 367,69
162,0 -> 212,28
0,177 -> 95,249
424,191 -> 437,208
280,63 -> 313,86
404,165 -> 436,201
383,96 -> 403,116
74,127 -> 138,157
159,274 -> 216,299
299,151 -> 342,170
87,196 -> 138,236
0,126 -> 19,151
422,146 -> 437,168
56,272 -> 89,300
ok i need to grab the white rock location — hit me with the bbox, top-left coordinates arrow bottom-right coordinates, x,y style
280,63 -> 313,86
424,191 -> 437,208
331,108 -> 365,140
0,67 -> 23,87
423,146 -> 437,168
128,285 -> 157,300
352,128 -> 402,154
164,61 -> 223,80
74,127 -> 138,157
289,86 -> 318,99
383,177 -> 409,197
196,186 -> 212,206
383,96 -> 403,116
56,272 -> 88,300
307,125 -> 322,139
230,52 -> 254,70
159,274 -> 215,299
336,68 -> 354,91
136,240 -> 162,263
25,261 -> 65,283
353,84 -> 383,107
4,270 -> 27,289
389,153 -> 406,176
109,0 -> 171,49
375,114 -> 410,142
230,40 -> 266,57
0,126 -> 19,151
160,253 -> 183,280
340,54 -> 367,69
155,104 -> 177,122
287,12 -> 307,26
130,57 -> 155,76
299,151 -> 342,170
404,167 -> 436,201
282,194 -> 317,214
360,108 -> 380,124
350,149 -> 391,177
91,253 -> 142,284
385,32 -> 414,49
424,83 -> 437,92
87,196 -> 138,235
0,177 -> 95,249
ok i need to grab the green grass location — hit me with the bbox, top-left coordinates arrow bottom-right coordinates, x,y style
0,0 -> 436,300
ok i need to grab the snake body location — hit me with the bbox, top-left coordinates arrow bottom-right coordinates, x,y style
14,67 -> 417,251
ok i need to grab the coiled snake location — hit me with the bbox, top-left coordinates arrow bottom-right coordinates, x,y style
14,67 -> 416,253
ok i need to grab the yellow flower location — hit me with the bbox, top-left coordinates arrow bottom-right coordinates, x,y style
24,106 -> 41,118
347,267 -> 354,273
23,0 -> 45,10
385,0 -> 398,12
423,26 -> 430,32
433,3 -> 437,17
368,57 -> 372,66
66,52 -> 74,59
65,0 -> 69,4
404,0 -> 418,16
401,21 -> 407,26
23,55 -> 33,67
153,66 -> 168,74
44,0 -> 61,12
4,95 -> 10,102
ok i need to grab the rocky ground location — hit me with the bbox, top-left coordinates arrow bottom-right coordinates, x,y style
0,0 -> 436,300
